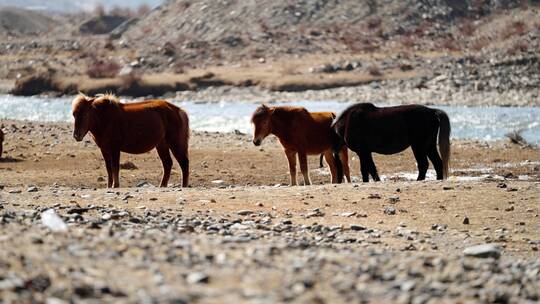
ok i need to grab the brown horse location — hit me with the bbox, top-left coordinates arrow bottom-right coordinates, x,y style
0,128 -> 4,159
332,103 -> 450,182
72,93 -> 190,188
251,104 -> 351,186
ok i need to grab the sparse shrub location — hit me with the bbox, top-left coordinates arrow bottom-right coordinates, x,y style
459,20 -> 476,36
366,17 -> 382,30
259,21 -> 269,33
361,40 -> 380,52
341,34 -> 364,52
87,58 -> 121,78
470,38 -> 489,51
367,65 -> 382,76
120,72 -> 142,89
104,39 -> 115,51
401,34 -> 416,49
93,4 -> 105,17
441,36 -> 461,51
500,21 -> 527,39
281,65 -> 298,76
506,40 -> 529,55
413,20 -> 433,37
137,4 -> 151,16
110,6 -> 134,18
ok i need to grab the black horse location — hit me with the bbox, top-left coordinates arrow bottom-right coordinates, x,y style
332,103 -> 450,182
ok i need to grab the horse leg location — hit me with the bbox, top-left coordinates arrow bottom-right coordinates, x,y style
156,142 -> 173,187
111,149 -> 121,188
427,145 -> 444,180
358,153 -> 370,182
359,152 -> 380,182
366,153 -> 380,181
412,146 -> 429,181
323,150 -> 338,183
100,148 -> 113,188
170,141 -> 190,188
340,147 -> 351,183
298,152 -> 311,185
285,150 -> 297,186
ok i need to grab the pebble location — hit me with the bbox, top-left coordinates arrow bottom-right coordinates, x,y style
384,206 -> 396,215
350,224 -> 366,231
41,209 -> 68,232
388,195 -> 400,203
237,210 -> 254,216
186,272 -> 209,284
463,244 -> 501,259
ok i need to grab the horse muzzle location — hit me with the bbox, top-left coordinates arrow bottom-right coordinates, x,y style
253,139 -> 262,146
73,133 -> 84,142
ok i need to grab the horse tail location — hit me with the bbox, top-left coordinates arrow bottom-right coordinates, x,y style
178,108 -> 190,148
319,154 -> 324,168
177,107 -> 190,187
436,109 -> 451,179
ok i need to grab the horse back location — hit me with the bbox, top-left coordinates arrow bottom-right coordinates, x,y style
273,107 -> 337,154
309,111 -> 336,125
341,104 -> 440,154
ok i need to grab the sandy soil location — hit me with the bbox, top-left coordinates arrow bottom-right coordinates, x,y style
0,120 -> 539,302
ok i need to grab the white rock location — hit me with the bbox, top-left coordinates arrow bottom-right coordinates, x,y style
41,209 -> 68,232
463,244 -> 501,258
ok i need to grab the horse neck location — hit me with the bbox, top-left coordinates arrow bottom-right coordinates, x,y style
89,106 -> 119,136
269,110 -> 288,138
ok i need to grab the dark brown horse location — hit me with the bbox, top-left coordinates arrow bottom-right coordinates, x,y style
251,104 -> 351,186
332,103 -> 450,182
72,93 -> 190,188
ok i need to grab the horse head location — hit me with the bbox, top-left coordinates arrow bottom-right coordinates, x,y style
251,104 -> 273,146
72,93 -> 96,141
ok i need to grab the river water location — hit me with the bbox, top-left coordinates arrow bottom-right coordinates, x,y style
0,95 -> 538,145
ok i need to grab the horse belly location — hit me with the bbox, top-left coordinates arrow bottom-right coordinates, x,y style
121,117 -> 165,154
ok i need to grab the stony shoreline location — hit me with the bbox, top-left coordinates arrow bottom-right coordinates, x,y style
172,84 -> 540,107
0,119 -> 539,302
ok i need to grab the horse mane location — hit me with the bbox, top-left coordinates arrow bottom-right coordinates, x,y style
251,104 -> 270,122
335,103 -> 376,121
95,93 -> 121,106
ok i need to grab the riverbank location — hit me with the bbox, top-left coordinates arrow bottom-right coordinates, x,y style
7,53 -> 540,107
0,120 -> 539,302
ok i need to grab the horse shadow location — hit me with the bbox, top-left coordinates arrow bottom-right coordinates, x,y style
0,156 -> 23,163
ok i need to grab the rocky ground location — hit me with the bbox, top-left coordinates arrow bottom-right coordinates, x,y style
0,120 -> 539,303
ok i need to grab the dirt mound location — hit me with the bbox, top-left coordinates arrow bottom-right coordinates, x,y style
0,7 -> 58,36
79,15 -> 128,35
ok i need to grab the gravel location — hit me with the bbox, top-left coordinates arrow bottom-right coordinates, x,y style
2,188 -> 536,303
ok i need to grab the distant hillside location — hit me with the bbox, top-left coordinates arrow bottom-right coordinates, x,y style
120,0 -> 537,65
0,0 -> 163,12
0,7 -> 59,35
